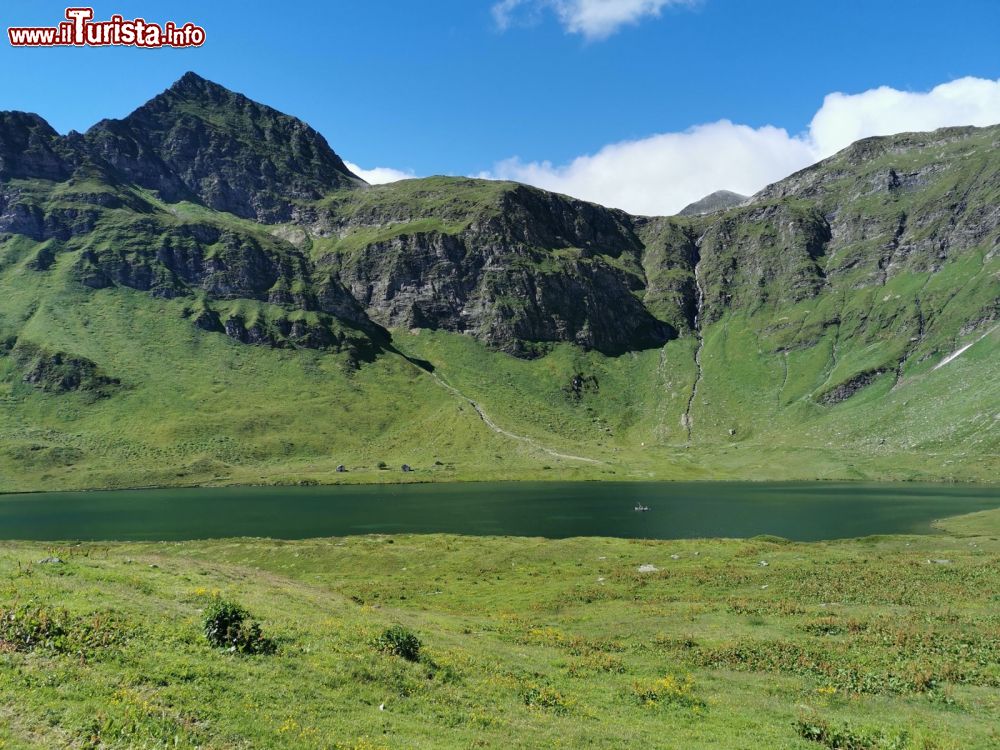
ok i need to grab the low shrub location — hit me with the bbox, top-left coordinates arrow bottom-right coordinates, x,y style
0,602 -> 127,655
802,617 -> 868,636
695,640 -> 947,696
566,653 -> 626,676
795,717 -> 914,750
203,599 -> 275,655
0,603 -> 69,652
373,625 -> 421,661
633,674 -> 704,709
521,683 -> 572,714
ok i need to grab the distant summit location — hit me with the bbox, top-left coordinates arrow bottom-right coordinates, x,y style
677,190 -> 747,217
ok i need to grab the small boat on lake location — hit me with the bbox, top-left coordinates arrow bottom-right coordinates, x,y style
634,504 -> 651,512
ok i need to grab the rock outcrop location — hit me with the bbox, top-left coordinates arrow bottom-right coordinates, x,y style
313,179 -> 676,356
12,342 -> 121,396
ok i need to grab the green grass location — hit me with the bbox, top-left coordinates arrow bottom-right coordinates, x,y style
935,507 -> 1000,537
313,176 -> 520,224
1,508 -> 998,748
0,262 -> 996,491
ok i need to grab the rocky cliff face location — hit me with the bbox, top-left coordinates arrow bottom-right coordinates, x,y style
634,217 -> 700,332
69,212 -> 385,360
753,126 -> 1000,282
309,179 -> 675,356
0,112 -> 75,182
694,202 -> 830,325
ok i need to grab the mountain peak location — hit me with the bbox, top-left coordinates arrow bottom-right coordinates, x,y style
144,72 -> 248,114
677,190 -> 747,217
84,71 -> 364,222
172,70 -> 209,89
159,71 -> 247,108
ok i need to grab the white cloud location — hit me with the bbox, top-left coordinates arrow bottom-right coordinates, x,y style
345,162 -> 415,185
493,0 -> 696,40
486,123 -> 813,216
808,76 -> 1000,156
483,76 -> 1000,215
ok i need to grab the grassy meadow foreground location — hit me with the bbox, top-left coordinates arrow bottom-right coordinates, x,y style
1,509 -> 998,748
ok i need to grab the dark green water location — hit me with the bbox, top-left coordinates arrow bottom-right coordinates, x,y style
0,481 -> 997,542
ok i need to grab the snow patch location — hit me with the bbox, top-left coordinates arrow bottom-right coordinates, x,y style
933,325 -> 998,370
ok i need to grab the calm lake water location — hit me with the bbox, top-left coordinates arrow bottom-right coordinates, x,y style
0,481 -> 997,542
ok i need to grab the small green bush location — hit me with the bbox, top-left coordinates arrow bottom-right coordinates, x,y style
566,653 -> 626,676
795,717 -> 913,750
522,683 -> 572,714
373,625 -> 421,661
0,603 -> 127,656
203,599 -> 275,655
633,674 -> 704,709
0,603 -> 69,652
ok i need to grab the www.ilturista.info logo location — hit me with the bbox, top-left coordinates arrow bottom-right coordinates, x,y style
8,7 -> 206,48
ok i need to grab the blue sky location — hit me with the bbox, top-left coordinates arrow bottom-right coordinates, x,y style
2,1 -> 999,213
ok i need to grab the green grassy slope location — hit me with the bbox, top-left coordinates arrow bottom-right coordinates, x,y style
2,265 -> 995,493
2,509 -> 998,748
0,255 -> 996,491
0,281 -> 529,491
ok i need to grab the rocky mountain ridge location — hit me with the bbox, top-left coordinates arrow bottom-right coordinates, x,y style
1,73 -> 997,384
